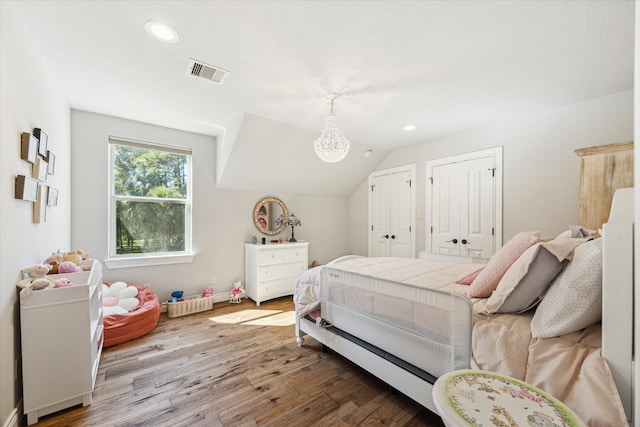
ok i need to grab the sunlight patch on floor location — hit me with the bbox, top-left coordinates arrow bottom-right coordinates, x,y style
209,309 -> 283,324
242,310 -> 295,326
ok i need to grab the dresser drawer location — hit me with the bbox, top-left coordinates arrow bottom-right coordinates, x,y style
258,249 -> 285,265
284,247 -> 307,263
258,261 -> 307,282
260,277 -> 297,299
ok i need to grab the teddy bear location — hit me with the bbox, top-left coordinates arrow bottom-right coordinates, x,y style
16,264 -> 55,296
63,250 -> 83,266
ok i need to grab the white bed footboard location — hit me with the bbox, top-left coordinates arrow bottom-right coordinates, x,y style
320,262 -> 473,378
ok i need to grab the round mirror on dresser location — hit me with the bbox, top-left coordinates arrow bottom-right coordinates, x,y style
253,196 -> 289,236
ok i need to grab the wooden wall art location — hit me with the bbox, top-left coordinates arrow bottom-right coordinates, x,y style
17,127 -> 58,223
20,133 -> 38,163
15,175 -> 38,202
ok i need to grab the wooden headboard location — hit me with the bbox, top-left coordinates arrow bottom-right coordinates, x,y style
575,141 -> 633,231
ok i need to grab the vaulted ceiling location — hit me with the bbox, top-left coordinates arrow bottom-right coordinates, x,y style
8,1 -> 634,196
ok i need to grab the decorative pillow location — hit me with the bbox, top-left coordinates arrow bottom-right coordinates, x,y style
467,231 -> 541,298
454,265 -> 484,285
484,243 -> 566,313
531,238 -> 602,338
556,225 -> 597,239
103,281 -> 140,316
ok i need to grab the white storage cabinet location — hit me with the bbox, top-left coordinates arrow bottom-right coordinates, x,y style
245,242 -> 309,305
20,259 -> 103,425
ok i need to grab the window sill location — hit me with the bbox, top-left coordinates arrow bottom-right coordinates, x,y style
104,253 -> 195,269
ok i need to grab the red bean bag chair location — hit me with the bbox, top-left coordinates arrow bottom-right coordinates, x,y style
102,283 -> 161,347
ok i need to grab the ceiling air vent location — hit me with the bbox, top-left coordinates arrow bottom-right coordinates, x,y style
186,59 -> 229,84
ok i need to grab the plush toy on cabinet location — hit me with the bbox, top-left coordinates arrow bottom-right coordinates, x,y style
54,278 -> 73,288
44,251 -> 63,274
16,264 -> 55,295
62,250 -> 83,266
44,249 -> 91,273
57,261 -> 80,274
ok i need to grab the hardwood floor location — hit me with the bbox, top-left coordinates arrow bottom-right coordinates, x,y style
35,297 -> 445,426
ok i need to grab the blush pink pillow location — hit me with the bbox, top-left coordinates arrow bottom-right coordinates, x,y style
467,231 -> 541,298
455,265 -> 484,285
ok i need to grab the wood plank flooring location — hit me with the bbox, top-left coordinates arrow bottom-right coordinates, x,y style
35,297 -> 445,426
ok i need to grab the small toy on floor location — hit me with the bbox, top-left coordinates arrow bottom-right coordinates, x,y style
168,290 -> 184,303
229,281 -> 244,303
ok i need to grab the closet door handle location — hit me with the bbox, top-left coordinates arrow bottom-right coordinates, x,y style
461,239 -> 469,244
382,234 -> 390,239
446,238 -> 458,244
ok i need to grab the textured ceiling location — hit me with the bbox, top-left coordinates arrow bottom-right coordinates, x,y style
7,0 -> 635,196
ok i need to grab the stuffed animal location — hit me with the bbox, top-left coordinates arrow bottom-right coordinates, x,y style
16,264 -> 55,296
229,281 -> 244,303
44,251 -> 63,264
45,250 -> 91,273
54,278 -> 73,288
58,261 -> 80,274
63,250 -> 83,266
202,287 -> 214,297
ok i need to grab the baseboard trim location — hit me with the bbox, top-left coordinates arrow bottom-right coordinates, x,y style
2,402 -> 22,427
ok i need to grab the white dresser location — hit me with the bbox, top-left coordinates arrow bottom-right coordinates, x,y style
20,260 -> 103,425
245,242 -> 309,305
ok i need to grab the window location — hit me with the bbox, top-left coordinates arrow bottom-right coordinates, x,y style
107,136 -> 193,268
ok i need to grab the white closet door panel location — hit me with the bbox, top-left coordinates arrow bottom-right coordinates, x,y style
390,171 -> 412,258
460,156 -> 495,258
371,174 -> 391,257
432,163 -> 462,255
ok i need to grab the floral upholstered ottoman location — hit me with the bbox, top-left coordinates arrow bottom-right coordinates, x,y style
432,370 -> 586,427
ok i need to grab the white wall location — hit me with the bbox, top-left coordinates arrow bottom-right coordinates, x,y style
633,3 -> 639,423
349,90 -> 634,254
348,180 -> 369,256
0,3 -> 71,425
70,110 -> 350,302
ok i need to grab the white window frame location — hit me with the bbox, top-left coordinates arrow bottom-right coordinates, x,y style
104,136 -> 194,269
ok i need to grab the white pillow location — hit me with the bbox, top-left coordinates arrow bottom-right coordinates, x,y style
531,238 -> 602,338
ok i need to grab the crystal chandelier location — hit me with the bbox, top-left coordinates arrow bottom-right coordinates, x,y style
314,93 -> 350,163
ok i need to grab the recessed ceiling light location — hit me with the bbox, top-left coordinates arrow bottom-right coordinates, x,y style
145,21 -> 179,43
403,124 -> 418,131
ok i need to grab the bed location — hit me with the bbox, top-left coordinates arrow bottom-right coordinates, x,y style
294,188 -> 633,427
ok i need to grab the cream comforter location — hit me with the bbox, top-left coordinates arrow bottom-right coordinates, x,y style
294,257 -> 628,427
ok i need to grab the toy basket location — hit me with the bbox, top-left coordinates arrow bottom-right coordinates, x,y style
166,294 -> 214,318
